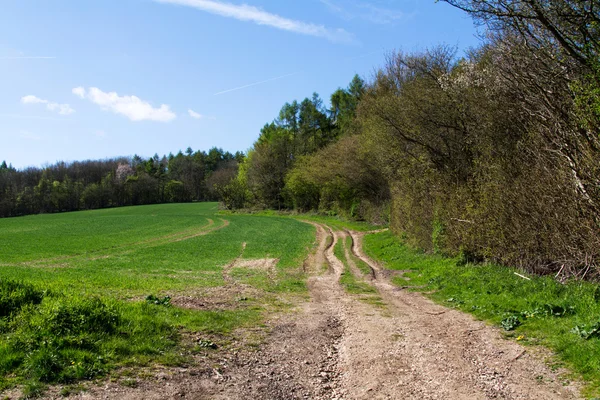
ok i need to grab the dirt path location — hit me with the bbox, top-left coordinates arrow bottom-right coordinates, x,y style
51,223 -> 581,399
203,223 -> 581,399
340,230 -> 580,399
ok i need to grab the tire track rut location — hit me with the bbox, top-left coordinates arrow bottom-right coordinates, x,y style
210,224 -> 581,399
204,223 -> 581,399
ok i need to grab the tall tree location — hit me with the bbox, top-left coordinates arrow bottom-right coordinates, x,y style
440,0 -> 600,69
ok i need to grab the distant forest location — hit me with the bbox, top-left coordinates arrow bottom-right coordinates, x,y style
0,148 -> 243,216
2,0 -> 600,279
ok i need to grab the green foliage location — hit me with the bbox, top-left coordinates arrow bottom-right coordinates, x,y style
330,75 -> 365,134
431,218 -> 446,255
284,135 -> 389,222
241,76 -> 370,213
7,296 -> 120,383
0,148 -> 243,218
573,63 -> 600,136
218,174 -> 251,210
572,322 -> 600,340
145,295 -> 172,306
501,315 -> 521,331
284,158 -> 321,212
526,304 -> 576,318
359,40 -> 600,275
594,286 -> 600,303
164,180 -> 186,203
246,126 -> 292,209
0,291 -> 190,387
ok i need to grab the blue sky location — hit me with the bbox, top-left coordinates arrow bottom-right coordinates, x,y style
0,0 -> 479,169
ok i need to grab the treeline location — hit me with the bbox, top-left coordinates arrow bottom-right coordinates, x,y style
3,0 -> 599,278
0,148 -> 243,217
218,76 -> 391,223
222,0 -> 600,278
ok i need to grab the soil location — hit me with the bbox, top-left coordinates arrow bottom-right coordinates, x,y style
18,223 -> 582,400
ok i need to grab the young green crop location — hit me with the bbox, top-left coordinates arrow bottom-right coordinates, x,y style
0,203 -> 315,394
0,203 -> 313,297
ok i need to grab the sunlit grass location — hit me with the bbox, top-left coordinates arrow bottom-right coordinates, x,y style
0,203 -> 314,393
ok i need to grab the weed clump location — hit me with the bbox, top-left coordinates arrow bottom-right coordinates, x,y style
572,322 -> 600,340
4,296 -> 119,383
0,279 -> 45,320
146,294 -> 172,306
0,282 -> 180,392
501,315 -> 521,331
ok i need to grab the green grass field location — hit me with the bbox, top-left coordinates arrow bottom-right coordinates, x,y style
6,203 -> 600,397
0,203 -> 315,394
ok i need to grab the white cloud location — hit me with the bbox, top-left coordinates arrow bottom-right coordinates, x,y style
73,87 -> 177,122
155,0 -> 355,44
21,95 -> 75,115
188,109 -> 203,119
72,87 -> 85,99
21,95 -> 46,105
319,0 -> 350,18
47,103 -> 75,115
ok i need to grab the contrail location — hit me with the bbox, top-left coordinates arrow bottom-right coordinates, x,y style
0,56 -> 56,60
212,50 -> 382,96
214,72 -> 300,96
0,114 -> 74,121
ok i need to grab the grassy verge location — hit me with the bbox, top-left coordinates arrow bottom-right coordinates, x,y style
334,237 -> 383,307
347,243 -> 373,276
0,279 -> 261,396
364,230 -> 600,397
